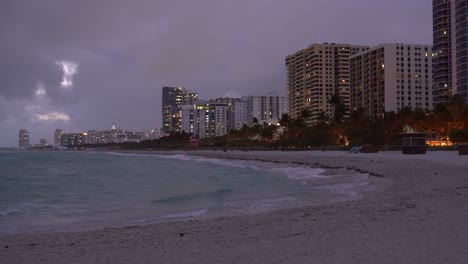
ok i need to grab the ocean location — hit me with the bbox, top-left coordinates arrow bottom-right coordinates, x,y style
0,151 -> 374,234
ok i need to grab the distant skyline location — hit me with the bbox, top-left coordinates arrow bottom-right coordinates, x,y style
0,0 -> 431,147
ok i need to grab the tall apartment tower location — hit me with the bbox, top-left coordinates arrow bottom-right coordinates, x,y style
161,87 -> 198,135
54,129 -> 63,145
433,0 -> 468,103
193,101 -> 228,139
18,129 -> 30,149
350,44 -> 434,118
234,97 -> 250,129
286,43 -> 369,125
212,97 -> 240,131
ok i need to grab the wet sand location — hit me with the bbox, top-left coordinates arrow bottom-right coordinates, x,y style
1,150 -> 467,264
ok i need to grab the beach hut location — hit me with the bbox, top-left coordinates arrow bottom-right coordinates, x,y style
401,133 -> 427,154
189,138 -> 199,149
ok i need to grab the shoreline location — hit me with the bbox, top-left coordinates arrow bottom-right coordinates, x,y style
1,151 -> 467,263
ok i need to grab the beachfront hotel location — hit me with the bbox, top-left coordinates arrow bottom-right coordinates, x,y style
350,44 -> 434,118
433,0 -> 468,103
286,43 -> 369,125
161,86 -> 198,136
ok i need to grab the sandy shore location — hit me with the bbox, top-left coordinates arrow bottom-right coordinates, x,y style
1,150 -> 467,264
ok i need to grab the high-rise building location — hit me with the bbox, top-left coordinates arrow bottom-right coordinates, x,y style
181,105 -> 196,134
350,44 -> 433,118
161,87 -> 198,135
54,129 -> 63,145
232,95 -> 289,129
18,129 -> 30,149
39,137 -> 49,146
60,133 -> 88,146
234,97 -> 250,129
433,0 -> 454,103
433,0 -> 468,103
143,128 -> 160,140
211,97 -> 240,131
193,101 -> 228,139
286,43 -> 369,125
248,96 -> 288,126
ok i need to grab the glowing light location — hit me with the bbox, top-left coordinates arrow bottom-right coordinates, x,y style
35,82 -> 46,96
34,112 -> 70,122
55,61 -> 78,88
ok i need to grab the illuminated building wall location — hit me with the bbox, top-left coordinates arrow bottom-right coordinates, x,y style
350,44 -> 433,118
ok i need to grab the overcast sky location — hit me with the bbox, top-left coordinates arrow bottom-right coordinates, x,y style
0,0 -> 431,147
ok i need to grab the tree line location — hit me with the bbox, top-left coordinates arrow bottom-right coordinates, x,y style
78,94 -> 468,150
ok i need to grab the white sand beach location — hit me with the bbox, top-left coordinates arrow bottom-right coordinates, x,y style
1,150 -> 467,264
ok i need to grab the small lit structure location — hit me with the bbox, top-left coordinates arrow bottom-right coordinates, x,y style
426,137 -> 453,147
401,133 -> 427,154
189,138 -> 199,149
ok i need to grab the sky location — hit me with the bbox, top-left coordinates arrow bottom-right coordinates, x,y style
0,0 -> 432,147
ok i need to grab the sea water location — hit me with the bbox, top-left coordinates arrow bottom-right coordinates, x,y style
0,151 -> 373,234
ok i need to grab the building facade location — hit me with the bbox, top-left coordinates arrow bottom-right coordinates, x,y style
433,0 -> 468,103
54,129 -> 63,145
18,129 -> 30,149
180,105 -> 196,134
286,43 -> 369,125
248,96 -> 288,126
211,97 -> 239,131
433,0 -> 454,103
350,44 -> 433,118
60,133 -> 87,146
192,102 -> 228,139
161,87 -> 198,135
39,137 -> 49,146
234,97 -> 250,129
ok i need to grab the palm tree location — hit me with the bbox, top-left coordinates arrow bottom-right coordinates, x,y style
328,93 -> 347,124
279,113 -> 291,128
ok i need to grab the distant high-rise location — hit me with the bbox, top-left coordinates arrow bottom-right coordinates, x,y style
161,87 -> 198,135
18,129 -> 30,149
193,101 -> 228,139
350,44 -> 434,118
286,43 -> 369,125
54,129 -> 63,145
235,95 -> 288,127
433,0 -> 468,103
40,137 -> 49,146
433,0 -> 454,103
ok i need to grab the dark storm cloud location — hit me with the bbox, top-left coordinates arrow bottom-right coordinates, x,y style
0,0 -> 431,146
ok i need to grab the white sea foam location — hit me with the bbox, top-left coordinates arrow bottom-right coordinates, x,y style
157,154 -> 193,161
0,203 -> 61,217
104,152 -> 149,158
158,154 -> 260,170
314,178 -> 371,197
134,208 -> 209,223
272,167 -> 326,182
222,197 -> 297,213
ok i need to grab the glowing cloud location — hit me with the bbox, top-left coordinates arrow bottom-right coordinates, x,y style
34,112 -> 71,122
35,81 -> 46,96
55,61 -> 78,88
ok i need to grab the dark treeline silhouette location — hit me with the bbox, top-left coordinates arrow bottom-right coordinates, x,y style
73,95 -> 468,151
